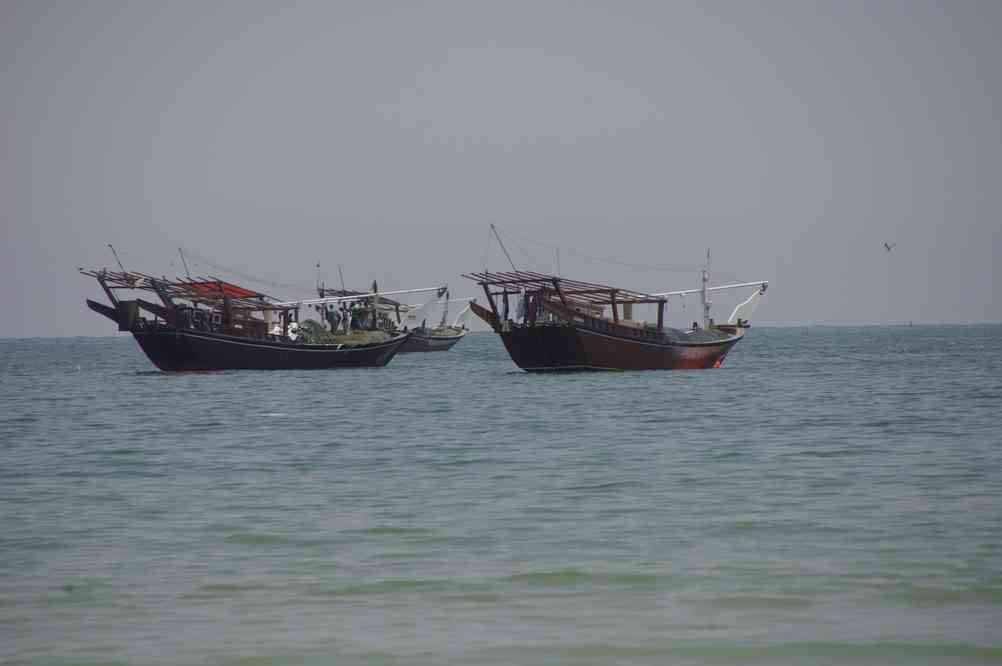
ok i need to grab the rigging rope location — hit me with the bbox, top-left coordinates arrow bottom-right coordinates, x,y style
178,247 -> 315,293
494,225 -> 747,283
490,224 -> 518,272
481,226 -> 492,274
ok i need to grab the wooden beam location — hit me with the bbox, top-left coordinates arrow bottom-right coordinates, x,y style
97,272 -> 118,306
551,278 -> 568,305
482,283 -> 500,321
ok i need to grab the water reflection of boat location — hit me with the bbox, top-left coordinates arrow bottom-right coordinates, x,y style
462,262 -> 768,372
80,268 -> 428,371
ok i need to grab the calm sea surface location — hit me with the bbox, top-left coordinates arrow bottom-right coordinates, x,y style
1,327 -> 1001,665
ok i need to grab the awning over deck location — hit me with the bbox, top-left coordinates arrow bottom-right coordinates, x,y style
462,270 -> 666,305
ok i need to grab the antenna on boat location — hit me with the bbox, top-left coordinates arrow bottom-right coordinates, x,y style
108,244 -> 127,273
178,247 -> 191,279
337,264 -> 346,291
491,223 -> 518,272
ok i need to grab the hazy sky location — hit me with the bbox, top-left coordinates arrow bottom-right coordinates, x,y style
2,0 -> 1000,336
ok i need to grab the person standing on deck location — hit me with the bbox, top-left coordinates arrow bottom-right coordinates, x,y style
350,302 -> 361,331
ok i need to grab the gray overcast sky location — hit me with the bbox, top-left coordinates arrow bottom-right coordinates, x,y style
2,0 -> 1000,336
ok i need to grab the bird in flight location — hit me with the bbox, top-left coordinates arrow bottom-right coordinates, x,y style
883,242 -> 896,252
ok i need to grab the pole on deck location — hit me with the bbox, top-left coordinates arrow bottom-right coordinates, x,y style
482,283 -> 500,321
490,224 -> 518,272
178,248 -> 192,279
551,278 -> 567,305
701,249 -> 712,329
108,244 -> 127,273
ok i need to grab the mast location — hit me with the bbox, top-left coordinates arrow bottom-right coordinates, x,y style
491,223 -> 518,272
108,244 -> 127,273
178,248 -> 192,279
439,289 -> 449,328
701,249 -> 712,328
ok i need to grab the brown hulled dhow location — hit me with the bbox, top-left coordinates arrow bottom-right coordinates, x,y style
463,267 -> 768,372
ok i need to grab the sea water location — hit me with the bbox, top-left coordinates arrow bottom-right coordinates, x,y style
1,326 -> 1000,665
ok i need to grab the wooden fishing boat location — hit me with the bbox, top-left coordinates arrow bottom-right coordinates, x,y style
79,268 -> 439,371
462,267 -> 768,372
398,295 -> 473,353
315,283 -> 473,354
295,282 -> 465,360
400,325 -> 467,352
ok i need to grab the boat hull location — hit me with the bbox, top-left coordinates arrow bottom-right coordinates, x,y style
470,302 -> 742,372
399,330 -> 466,353
496,324 -> 740,371
131,327 -> 410,371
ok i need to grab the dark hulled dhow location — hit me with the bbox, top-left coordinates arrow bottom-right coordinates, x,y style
463,269 -> 767,372
82,269 -> 411,371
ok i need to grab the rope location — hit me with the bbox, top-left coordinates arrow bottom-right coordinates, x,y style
481,226 -> 492,273
178,247 -> 314,293
495,225 -> 738,278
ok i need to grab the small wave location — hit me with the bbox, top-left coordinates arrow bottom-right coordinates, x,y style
483,644 -> 673,660
889,584 -> 1002,606
785,448 -> 866,458
311,579 -> 450,596
488,641 -> 1002,661
720,520 -> 771,531
561,481 -> 640,493
439,592 -> 504,603
699,594 -> 816,609
520,505 -> 582,515
42,579 -> 112,605
350,526 -> 437,536
2,414 -> 39,424
506,569 -> 658,587
223,533 -> 292,546
434,457 -> 497,467
711,449 -> 744,460
222,656 -> 309,666
182,582 -> 274,599
671,642 -> 1002,659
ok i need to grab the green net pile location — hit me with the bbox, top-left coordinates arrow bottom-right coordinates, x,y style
297,319 -> 393,345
